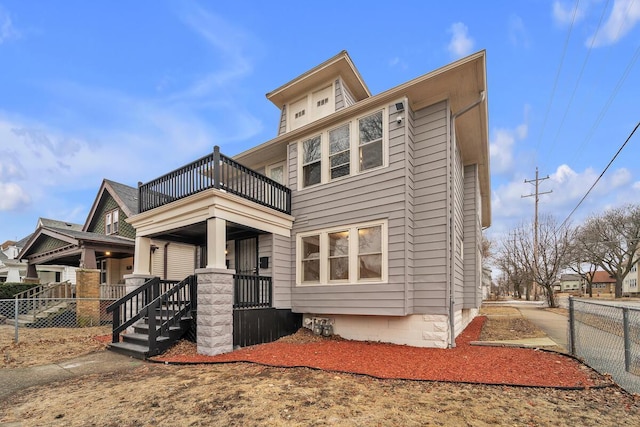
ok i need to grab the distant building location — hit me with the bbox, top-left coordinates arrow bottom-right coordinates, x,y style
559,273 -> 582,294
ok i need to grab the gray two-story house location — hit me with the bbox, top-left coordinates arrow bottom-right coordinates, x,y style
117,50 -> 490,357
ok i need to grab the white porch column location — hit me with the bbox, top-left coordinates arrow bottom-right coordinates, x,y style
133,236 -> 152,275
207,217 -> 227,269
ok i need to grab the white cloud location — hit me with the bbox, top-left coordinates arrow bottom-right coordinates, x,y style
388,56 -> 408,70
0,6 -> 20,44
508,15 -> 530,48
447,22 -> 474,58
552,1 -> 587,25
0,8 -> 266,226
587,0 -> 640,47
0,182 -> 30,210
489,164 -> 636,239
489,107 -> 529,174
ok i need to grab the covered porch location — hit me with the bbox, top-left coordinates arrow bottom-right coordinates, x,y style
125,146 -> 294,356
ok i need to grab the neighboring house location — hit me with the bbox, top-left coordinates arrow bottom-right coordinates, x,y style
0,235 -> 67,283
590,271 -> 616,294
559,273 -> 582,294
123,50 -> 490,355
623,263 -> 638,295
18,180 -> 138,285
17,179 -> 196,288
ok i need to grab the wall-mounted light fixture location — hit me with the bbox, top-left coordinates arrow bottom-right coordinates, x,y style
395,102 -> 405,124
105,251 -> 111,256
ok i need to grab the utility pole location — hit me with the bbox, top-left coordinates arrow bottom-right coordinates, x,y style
522,167 -> 552,300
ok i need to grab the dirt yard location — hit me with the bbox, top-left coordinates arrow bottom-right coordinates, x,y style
1,309 -> 639,426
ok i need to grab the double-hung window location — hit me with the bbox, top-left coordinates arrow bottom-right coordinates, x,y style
329,124 -> 350,180
358,111 -> 383,171
301,235 -> 320,283
357,225 -> 382,279
298,107 -> 388,189
302,135 -> 322,187
105,209 -> 119,235
328,230 -> 349,280
298,221 -> 386,285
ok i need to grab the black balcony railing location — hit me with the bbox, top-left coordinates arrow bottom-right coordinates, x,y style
138,146 -> 291,214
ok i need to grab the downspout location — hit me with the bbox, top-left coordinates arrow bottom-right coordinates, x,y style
448,91 -> 486,348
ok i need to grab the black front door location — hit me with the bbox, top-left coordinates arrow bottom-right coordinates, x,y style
235,237 -> 258,276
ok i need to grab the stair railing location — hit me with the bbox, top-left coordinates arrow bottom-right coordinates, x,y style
145,275 -> 197,355
107,277 -> 164,343
13,281 -> 74,322
106,276 -> 195,349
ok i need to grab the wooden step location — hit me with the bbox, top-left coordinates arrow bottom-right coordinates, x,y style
108,341 -> 150,360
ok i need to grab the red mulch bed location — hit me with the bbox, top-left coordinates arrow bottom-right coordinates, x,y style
149,317 -> 608,389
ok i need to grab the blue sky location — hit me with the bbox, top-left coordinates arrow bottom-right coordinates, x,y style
0,0 -> 639,244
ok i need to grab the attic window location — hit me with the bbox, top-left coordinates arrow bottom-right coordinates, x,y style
295,109 -> 306,119
105,209 -> 119,235
317,98 -> 329,107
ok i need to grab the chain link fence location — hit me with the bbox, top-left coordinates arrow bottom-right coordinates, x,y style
569,297 -> 640,394
0,298 -> 116,342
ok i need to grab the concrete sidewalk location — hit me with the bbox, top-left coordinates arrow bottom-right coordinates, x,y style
518,307 -> 569,351
0,351 -> 143,400
474,303 -> 569,352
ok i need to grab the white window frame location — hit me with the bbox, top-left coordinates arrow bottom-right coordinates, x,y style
105,209 -> 119,235
301,135 -> 322,188
296,220 -> 388,286
266,161 -> 287,185
296,106 -> 388,190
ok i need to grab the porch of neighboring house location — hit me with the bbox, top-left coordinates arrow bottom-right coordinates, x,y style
109,147 -> 299,359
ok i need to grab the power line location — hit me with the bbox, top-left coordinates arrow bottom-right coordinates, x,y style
522,167 -> 553,299
543,0 -> 611,163
558,120 -> 640,231
573,42 -> 640,163
535,0 -> 581,155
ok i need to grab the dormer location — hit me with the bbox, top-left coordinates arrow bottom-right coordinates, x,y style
267,51 -> 371,135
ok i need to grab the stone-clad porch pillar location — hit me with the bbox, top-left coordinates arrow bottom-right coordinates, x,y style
196,267 -> 235,355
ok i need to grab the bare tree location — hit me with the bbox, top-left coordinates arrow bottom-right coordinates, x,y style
494,231 -> 532,300
510,216 -> 574,307
575,204 -> 640,298
565,242 -> 599,297
481,234 -> 493,268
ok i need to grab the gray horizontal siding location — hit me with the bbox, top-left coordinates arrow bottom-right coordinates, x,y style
453,145 -> 465,311
342,80 -> 356,107
290,105 -> 408,316
272,233 -> 292,308
278,105 -> 287,136
463,164 -> 481,308
412,101 -> 449,313
334,79 -> 345,111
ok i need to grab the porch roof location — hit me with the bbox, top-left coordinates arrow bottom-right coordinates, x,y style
18,225 -> 134,266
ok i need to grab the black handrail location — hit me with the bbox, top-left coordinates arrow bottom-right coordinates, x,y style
138,146 -> 291,214
106,277 -> 181,344
145,275 -> 197,355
